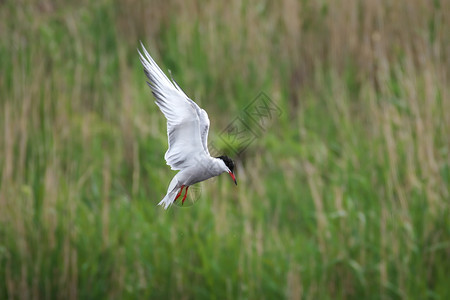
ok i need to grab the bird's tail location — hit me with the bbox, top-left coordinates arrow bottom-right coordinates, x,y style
158,189 -> 178,210
158,176 -> 180,210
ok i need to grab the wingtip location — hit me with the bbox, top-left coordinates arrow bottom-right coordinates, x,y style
137,40 -> 144,54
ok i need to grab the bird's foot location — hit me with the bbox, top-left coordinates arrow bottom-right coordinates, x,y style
174,185 -> 184,203
182,186 -> 189,205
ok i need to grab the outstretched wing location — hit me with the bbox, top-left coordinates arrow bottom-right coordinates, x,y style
138,43 -> 211,170
188,100 -> 210,156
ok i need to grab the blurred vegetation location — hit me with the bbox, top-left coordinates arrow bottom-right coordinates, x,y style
0,0 -> 449,299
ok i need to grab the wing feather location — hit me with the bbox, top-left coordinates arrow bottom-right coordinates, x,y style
138,43 -> 211,170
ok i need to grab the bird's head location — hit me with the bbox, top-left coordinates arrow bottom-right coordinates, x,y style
216,155 -> 237,185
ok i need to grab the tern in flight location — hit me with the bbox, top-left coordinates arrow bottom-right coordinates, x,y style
138,44 -> 237,209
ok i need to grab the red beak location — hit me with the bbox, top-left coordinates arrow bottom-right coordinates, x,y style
228,172 -> 237,185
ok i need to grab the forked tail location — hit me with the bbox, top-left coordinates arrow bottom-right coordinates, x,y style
158,176 -> 180,209
158,190 -> 178,209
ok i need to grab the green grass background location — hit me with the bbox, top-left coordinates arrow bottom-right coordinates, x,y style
0,0 -> 449,299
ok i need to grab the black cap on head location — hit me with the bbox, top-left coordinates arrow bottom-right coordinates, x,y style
216,155 -> 235,173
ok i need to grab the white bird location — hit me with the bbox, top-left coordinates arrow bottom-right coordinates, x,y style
138,43 -> 237,209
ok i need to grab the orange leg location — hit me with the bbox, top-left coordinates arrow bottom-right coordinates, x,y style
173,185 -> 184,203
182,186 -> 190,205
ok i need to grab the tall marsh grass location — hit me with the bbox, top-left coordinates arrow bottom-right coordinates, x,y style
0,0 -> 449,299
